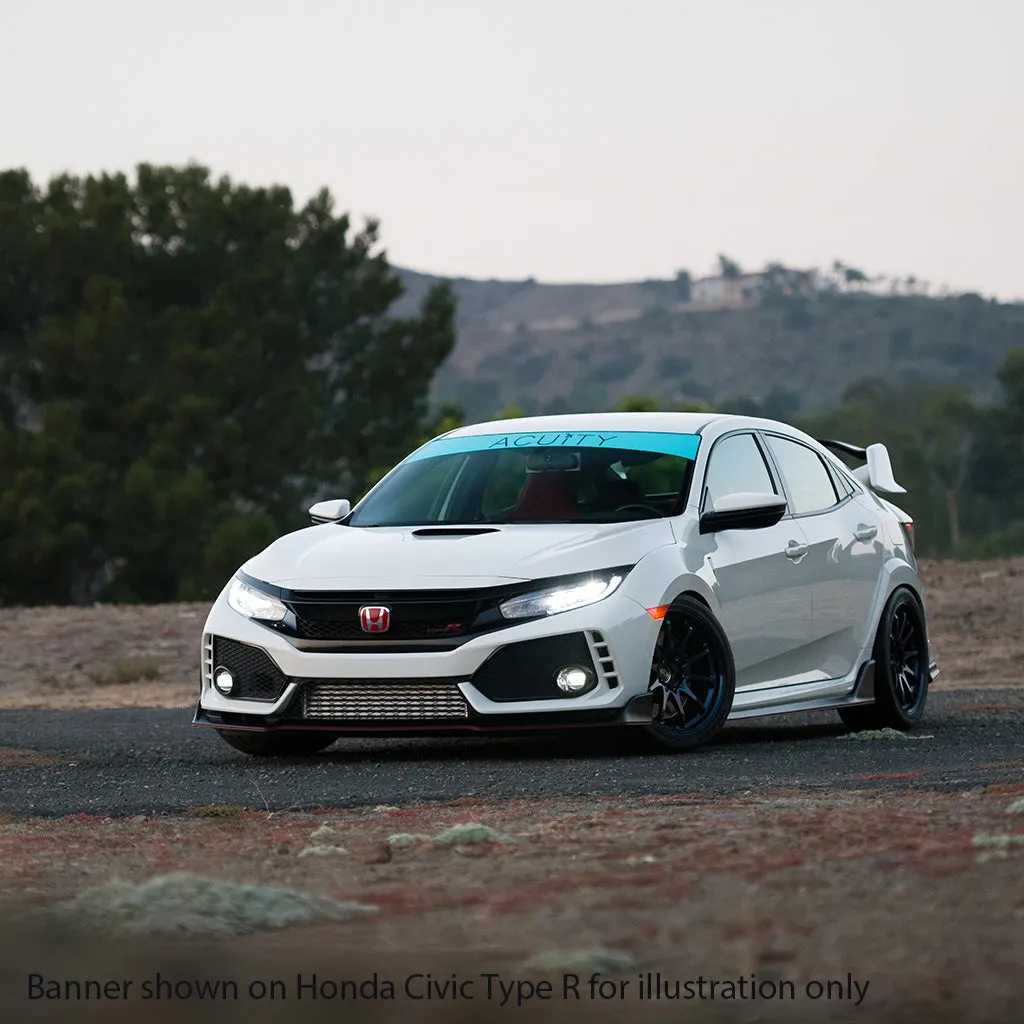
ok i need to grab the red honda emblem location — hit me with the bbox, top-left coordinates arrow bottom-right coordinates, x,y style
359,605 -> 391,633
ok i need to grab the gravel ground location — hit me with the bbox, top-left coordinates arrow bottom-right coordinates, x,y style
0,689 -> 1021,816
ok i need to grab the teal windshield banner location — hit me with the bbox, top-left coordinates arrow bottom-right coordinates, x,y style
404,430 -> 702,463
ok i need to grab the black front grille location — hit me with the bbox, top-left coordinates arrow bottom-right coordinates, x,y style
286,588 -> 515,642
212,638 -> 289,702
471,633 -> 597,702
295,615 -> 475,641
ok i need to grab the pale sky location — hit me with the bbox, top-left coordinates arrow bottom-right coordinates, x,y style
2,0 -> 1021,299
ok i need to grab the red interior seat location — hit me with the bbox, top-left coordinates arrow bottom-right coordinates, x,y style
508,473 -> 579,521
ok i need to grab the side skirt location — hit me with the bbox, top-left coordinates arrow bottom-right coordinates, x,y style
727,660 -> 876,722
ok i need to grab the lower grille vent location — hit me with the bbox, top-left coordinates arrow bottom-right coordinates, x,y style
301,680 -> 469,720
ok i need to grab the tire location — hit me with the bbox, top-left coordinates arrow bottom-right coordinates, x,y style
215,729 -> 338,757
639,595 -> 736,752
839,588 -> 929,732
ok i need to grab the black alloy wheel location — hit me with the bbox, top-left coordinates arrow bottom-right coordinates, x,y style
642,595 -> 736,751
839,588 -> 929,732
888,601 -> 926,712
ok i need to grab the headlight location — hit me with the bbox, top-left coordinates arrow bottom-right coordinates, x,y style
499,573 -> 624,620
226,577 -> 287,623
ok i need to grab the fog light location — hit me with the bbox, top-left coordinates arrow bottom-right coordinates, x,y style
555,665 -> 594,695
213,668 -> 234,695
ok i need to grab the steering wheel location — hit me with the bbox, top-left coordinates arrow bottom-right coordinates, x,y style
614,504 -> 662,520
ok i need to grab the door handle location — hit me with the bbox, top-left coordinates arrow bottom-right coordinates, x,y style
854,524 -> 877,542
784,541 -> 808,560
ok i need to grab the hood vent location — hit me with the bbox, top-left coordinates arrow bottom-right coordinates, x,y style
411,528 -> 500,537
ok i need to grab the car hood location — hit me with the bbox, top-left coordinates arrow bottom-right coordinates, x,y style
241,520 -> 676,590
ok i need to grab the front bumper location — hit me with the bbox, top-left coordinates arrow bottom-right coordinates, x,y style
195,589 -> 660,733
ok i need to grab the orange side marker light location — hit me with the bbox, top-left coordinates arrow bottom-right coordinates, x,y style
646,605 -> 669,620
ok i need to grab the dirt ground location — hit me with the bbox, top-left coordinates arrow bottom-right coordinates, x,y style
0,557 -> 1021,711
2,787 -> 1023,1021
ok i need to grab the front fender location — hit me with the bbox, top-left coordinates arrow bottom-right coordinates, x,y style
619,535 -> 718,615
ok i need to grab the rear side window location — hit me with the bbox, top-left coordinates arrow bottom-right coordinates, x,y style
703,433 -> 777,508
827,458 -> 857,498
763,435 -> 838,515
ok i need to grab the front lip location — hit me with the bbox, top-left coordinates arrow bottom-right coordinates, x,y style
193,693 -> 655,734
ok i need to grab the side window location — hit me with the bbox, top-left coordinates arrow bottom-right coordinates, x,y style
763,435 -> 839,515
827,459 -> 855,498
703,433 -> 777,509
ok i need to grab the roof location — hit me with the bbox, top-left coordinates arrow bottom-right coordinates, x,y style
447,411 -> 724,438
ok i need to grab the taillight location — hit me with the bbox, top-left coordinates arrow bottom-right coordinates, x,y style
901,520 -> 915,554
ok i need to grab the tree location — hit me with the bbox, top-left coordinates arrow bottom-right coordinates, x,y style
972,349 -> 1024,524
717,254 -> 741,279
615,394 -> 711,414
843,266 -> 869,289
616,394 -> 661,413
0,164 -> 455,605
760,262 -> 793,303
674,270 -> 692,302
920,388 -> 977,548
797,382 -> 944,550
359,402 -> 465,498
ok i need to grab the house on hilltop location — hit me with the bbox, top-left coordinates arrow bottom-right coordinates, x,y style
689,267 -> 818,309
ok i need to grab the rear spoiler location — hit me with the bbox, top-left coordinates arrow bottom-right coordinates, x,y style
818,439 -> 906,494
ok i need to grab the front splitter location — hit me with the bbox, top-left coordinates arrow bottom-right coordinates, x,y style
193,693 -> 655,736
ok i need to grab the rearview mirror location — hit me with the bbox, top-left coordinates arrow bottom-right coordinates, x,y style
308,498 -> 351,524
699,492 -> 788,534
526,451 -> 581,472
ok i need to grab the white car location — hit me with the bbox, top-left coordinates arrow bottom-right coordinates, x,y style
195,412 -> 938,756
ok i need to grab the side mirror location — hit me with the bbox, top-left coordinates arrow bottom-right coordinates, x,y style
308,498 -> 351,524
699,492 -> 788,534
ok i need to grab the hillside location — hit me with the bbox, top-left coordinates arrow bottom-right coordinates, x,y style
392,269 -> 1024,418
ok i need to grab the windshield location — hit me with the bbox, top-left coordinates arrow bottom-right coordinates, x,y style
347,430 -> 701,527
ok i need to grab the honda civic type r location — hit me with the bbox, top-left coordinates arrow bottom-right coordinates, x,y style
195,412 -> 939,756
